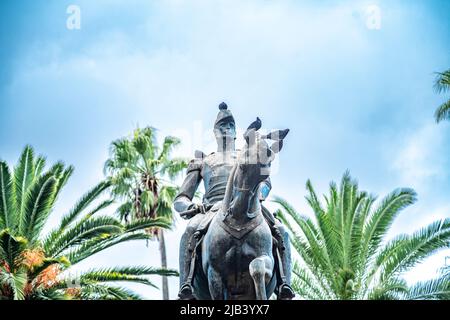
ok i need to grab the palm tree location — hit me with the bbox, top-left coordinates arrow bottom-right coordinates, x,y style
104,127 -> 188,300
434,69 -> 450,123
0,145 -> 177,300
274,172 -> 450,300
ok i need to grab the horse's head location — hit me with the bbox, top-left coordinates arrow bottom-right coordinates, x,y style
222,118 -> 289,219
235,118 -> 289,191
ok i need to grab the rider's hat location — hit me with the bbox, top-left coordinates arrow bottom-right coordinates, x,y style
214,102 -> 235,129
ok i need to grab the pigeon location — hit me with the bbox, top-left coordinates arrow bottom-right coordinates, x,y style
246,117 -> 262,131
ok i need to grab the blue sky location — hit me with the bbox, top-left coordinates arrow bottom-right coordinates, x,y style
1,0 -> 449,299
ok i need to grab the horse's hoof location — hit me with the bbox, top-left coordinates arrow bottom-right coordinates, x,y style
177,284 -> 197,300
277,284 -> 295,300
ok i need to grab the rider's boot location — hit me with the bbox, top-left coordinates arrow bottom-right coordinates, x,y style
177,234 -> 198,300
178,215 -> 211,300
262,208 -> 294,299
277,283 -> 295,300
274,239 -> 295,300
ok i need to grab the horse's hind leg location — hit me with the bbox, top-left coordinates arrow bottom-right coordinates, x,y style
249,255 -> 273,300
208,268 -> 225,300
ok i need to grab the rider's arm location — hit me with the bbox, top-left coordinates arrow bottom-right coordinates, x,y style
173,157 -> 202,216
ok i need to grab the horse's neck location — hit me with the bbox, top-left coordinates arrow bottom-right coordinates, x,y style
229,186 -> 261,222
222,164 -> 262,222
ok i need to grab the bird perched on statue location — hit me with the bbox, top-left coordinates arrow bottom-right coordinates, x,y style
247,117 -> 262,131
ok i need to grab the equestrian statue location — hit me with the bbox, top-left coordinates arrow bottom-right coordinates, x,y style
173,102 -> 294,300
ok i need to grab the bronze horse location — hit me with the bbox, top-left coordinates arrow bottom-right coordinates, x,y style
191,120 -> 289,299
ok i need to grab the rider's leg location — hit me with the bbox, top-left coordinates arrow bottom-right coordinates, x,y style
261,206 -> 286,249
260,207 -> 294,299
178,214 -> 204,299
193,207 -> 219,239
274,222 -> 295,300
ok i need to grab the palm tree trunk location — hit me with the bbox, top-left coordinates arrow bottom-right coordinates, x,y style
158,229 -> 169,300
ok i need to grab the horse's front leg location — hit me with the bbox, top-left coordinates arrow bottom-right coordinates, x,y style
249,255 -> 273,300
207,267 -> 226,300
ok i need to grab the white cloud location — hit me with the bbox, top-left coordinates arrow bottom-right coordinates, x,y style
391,122 -> 448,189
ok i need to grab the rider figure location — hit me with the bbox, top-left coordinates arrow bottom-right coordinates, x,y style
174,102 -> 295,300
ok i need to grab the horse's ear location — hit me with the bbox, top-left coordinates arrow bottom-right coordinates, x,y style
264,129 -> 289,141
269,129 -> 289,153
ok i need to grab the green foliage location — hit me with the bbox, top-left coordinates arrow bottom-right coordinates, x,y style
105,126 -> 188,224
275,172 -> 450,300
105,126 -> 187,300
0,146 -> 177,300
434,69 -> 450,123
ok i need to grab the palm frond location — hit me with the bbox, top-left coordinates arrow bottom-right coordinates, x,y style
434,69 -> 450,123
159,158 -> 188,180
80,273 -> 158,289
434,99 -> 450,123
404,276 -> 450,300
273,198 -> 338,295
27,287 -> 68,300
434,69 -> 450,93
367,278 -> 408,300
158,136 -> 181,161
51,165 -> 74,207
80,283 -> 142,300
34,156 -> 46,178
0,162 -> 15,230
65,233 -> 152,265
0,229 -> 28,272
79,266 -> 178,289
124,217 -> 172,233
84,266 -> 178,277
376,218 -> 450,282
46,216 -> 123,258
361,188 -> 417,262
0,269 -> 27,300
116,201 -> 133,222
19,172 -> 58,244
59,180 -> 111,231
43,181 -> 112,253
305,180 -> 341,267
12,145 -> 35,228
292,262 -> 332,299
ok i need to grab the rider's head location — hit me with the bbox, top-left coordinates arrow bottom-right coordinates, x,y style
214,102 -> 236,151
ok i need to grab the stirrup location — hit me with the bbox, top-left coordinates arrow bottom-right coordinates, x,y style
277,283 -> 295,300
177,283 -> 196,300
